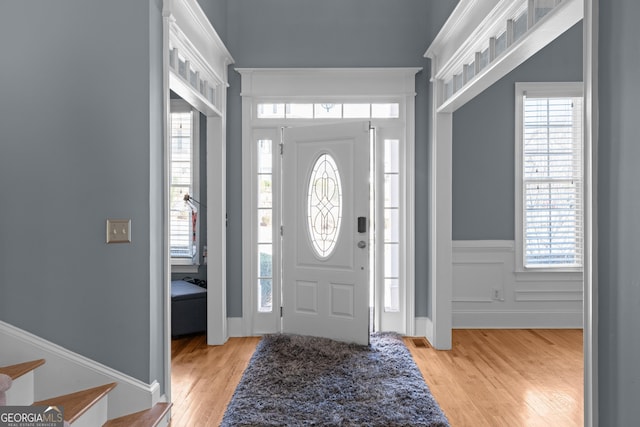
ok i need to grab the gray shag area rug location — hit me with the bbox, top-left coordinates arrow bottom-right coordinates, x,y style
221,332 -> 450,426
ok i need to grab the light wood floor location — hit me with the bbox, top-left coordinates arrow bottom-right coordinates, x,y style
170,329 -> 583,427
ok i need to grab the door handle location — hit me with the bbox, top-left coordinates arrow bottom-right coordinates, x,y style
357,240 -> 367,249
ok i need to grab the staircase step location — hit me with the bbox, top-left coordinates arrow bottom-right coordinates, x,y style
34,383 -> 117,425
0,359 -> 46,380
103,402 -> 172,427
1,359 -> 46,405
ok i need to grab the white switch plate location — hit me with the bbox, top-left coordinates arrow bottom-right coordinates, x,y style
106,219 -> 131,243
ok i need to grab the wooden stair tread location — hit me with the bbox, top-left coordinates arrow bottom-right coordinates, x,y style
34,383 -> 117,424
0,359 -> 45,380
103,402 -> 172,427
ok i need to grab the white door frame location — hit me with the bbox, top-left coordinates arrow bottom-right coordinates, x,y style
237,68 -> 420,338
161,0 -> 234,400
424,0 -> 596,425
424,0 -> 584,349
582,1 -> 598,425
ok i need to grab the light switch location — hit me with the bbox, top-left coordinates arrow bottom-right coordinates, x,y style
106,219 -> 131,243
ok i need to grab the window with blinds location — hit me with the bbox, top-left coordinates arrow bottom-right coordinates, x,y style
517,83 -> 583,269
170,101 -> 199,261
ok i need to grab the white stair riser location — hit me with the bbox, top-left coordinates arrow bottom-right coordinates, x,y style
156,409 -> 171,427
5,372 -> 34,405
68,395 -> 109,427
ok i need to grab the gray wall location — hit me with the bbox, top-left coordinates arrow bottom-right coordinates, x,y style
0,0 -> 165,388
9,5 -> 633,421
598,0 -> 640,423
197,0 -> 228,44
452,22 -> 583,240
215,0 -> 458,317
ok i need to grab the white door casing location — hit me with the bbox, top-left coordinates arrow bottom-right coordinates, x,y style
162,0 -> 234,403
282,122 -> 371,345
425,3 -> 595,427
238,68 -> 420,339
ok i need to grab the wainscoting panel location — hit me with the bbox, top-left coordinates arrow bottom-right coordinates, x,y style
452,262 -> 503,303
515,289 -> 583,302
452,241 -> 583,328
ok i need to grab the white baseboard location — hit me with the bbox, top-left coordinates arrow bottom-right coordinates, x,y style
227,317 -> 244,337
71,392 -> 109,427
414,317 -> 433,341
0,321 -> 159,420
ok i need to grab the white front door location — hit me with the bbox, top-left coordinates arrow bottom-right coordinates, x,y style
281,122 -> 371,345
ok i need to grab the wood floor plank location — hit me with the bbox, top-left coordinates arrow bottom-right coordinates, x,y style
405,329 -> 583,427
170,330 -> 582,427
170,335 -> 260,427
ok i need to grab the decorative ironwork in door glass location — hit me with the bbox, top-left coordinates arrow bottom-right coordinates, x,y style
307,153 -> 342,258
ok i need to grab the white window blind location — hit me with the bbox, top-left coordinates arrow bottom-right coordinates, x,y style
170,107 -> 197,260
521,92 -> 583,268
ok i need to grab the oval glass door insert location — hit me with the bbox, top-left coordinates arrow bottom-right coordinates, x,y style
307,153 -> 342,258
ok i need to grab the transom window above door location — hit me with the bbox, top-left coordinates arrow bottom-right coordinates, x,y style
257,103 -> 400,119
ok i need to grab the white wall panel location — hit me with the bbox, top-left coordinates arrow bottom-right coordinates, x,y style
452,241 -> 583,328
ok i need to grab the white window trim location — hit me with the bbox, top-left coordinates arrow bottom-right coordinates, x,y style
169,99 -> 200,269
238,68 -> 419,337
514,82 -> 584,274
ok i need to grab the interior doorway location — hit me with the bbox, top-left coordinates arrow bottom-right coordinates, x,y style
162,0 -> 234,402
168,93 -> 208,339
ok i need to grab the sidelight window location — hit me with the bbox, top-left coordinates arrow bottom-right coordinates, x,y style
257,139 -> 274,312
